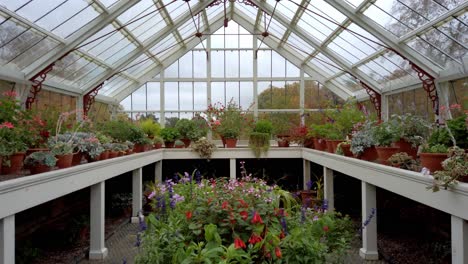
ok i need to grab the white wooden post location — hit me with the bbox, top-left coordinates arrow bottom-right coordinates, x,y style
451,215 -> 468,264
155,161 -> 162,183
359,181 -> 379,260
303,160 -> 310,190
132,168 -> 143,223
323,167 -> 334,212
0,215 -> 15,264
89,182 -> 108,260
230,159 -> 236,179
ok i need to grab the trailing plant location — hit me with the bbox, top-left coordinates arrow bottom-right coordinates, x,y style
191,137 -> 217,160
373,120 -> 400,147
253,119 -> 273,134
429,147 -> 468,192
24,151 -> 57,167
248,132 -> 270,158
350,120 -> 377,156
160,127 -> 180,142
388,152 -> 420,171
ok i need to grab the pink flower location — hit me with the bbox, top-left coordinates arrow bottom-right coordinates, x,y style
2,91 -> 17,97
0,122 -> 14,129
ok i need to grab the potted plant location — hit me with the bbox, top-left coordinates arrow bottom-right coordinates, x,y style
446,106 -> 468,149
249,119 -> 273,158
420,126 -> 452,173
336,140 -> 353,157
271,116 -> 292,147
374,120 -> 400,164
81,135 -> 104,162
350,120 -> 378,161
24,151 -> 57,174
322,124 -> 345,153
429,146 -> 468,192
329,99 -> 365,139
139,119 -> 161,139
175,119 -> 198,147
217,100 -> 245,148
192,137 -> 217,160
153,136 -> 164,149
392,114 -> 431,159
0,122 -> 28,175
220,128 -> 239,148
174,139 -> 185,148
125,141 -> 135,154
96,133 -> 112,160
308,124 -> 329,151
388,152 -> 421,172
160,127 -> 180,148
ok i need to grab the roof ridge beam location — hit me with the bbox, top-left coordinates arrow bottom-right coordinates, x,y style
23,0 -> 141,80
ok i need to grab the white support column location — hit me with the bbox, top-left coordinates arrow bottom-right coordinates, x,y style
131,168 -> 143,224
437,82 -> 452,122
0,215 -> 15,264
76,95 -> 84,121
155,161 -> 162,183
89,182 -> 108,260
207,35 -> 213,140
303,160 -> 310,190
323,167 -> 334,212
253,36 -> 258,119
359,181 -> 379,260
160,70 -> 165,127
230,159 -> 236,179
451,215 -> 468,264
381,94 -> 389,121
299,68 -> 305,125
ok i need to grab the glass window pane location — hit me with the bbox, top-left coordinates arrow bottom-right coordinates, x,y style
193,51 -> 207,78
258,50 -> 271,77
165,82 -> 179,111
240,82 -> 253,110
271,51 -> 285,77
194,82 -> 207,110
147,82 -> 160,111
225,51 -> 239,78
132,85 -> 147,111
179,82 -> 193,110
165,61 -> 179,78
120,95 -> 132,111
240,50 -> 253,77
179,51 -> 193,78
226,82 -> 239,104
211,50 -> 225,77
211,82 -> 225,105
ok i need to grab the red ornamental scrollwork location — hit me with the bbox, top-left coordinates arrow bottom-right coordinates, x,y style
26,64 -> 55,109
409,62 -> 439,119
358,80 -> 382,121
83,82 -> 105,116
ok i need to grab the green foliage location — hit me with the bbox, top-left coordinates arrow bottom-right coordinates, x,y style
220,128 -> 238,139
392,113 -> 431,147
422,144 -> 449,154
388,152 -> 420,171
99,120 -> 136,143
427,126 -> 452,147
373,121 -> 400,147
47,134 -> 74,155
174,139 -> 185,147
175,119 -> 201,140
309,123 -> 342,140
447,114 -> 468,149
140,119 -> 161,138
253,119 -> 273,134
328,99 -> 365,138
160,127 -> 180,142
429,147 -> 468,192
24,151 -> 57,167
153,136 -> 164,144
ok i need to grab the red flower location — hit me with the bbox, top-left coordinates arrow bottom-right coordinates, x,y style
248,233 -> 262,244
323,226 -> 329,232
279,230 -> 286,239
240,211 -> 248,220
185,211 -> 192,220
234,237 -> 246,249
222,201 -> 229,210
251,212 -> 264,224
275,247 -> 282,258
238,199 -> 248,208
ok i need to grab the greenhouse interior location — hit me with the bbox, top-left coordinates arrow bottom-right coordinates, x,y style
0,0 -> 467,263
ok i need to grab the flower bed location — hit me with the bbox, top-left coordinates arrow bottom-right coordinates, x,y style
136,164 -> 353,263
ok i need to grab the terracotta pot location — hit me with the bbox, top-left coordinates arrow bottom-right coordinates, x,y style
375,146 -> 400,165
181,138 -> 191,148
340,144 -> 353,157
117,152 -> 124,157
420,152 -> 448,173
133,144 -> 145,153
225,138 -> 237,148
325,140 -> 343,153
0,156 -> 2,175
300,190 -> 317,207
26,148 -> 49,157
85,153 -> 100,163
109,151 -> 119,159
99,150 -> 110,160
313,138 -> 327,151
277,140 -> 290,147
393,139 -> 418,159
30,164 -> 51,174
357,146 -> 379,161
304,137 -> 315,149
154,143 -> 163,149
56,153 -> 73,169
72,152 -> 83,166
145,144 -> 152,151
165,141 -> 175,148
175,144 -> 184,149
1,152 -> 25,175
126,149 -> 133,155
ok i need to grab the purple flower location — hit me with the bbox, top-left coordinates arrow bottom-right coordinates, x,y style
195,170 -> 201,183
301,207 -> 306,224
148,191 -> 156,199
322,199 -> 328,211
280,217 -> 288,235
306,180 -> 314,190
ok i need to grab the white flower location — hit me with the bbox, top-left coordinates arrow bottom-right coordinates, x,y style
421,167 -> 431,176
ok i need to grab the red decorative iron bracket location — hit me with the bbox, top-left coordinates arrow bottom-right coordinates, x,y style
358,80 -> 382,121
25,63 -> 55,109
408,62 -> 439,122
83,82 -> 105,117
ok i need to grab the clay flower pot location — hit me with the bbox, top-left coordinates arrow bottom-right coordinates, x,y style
393,139 -> 418,159
420,152 -> 448,173
225,138 -> 237,148
30,164 -> 52,174
108,151 -> 119,159
99,150 -> 110,160
181,138 -> 191,148
133,144 -> 145,153
1,152 -> 25,175
325,140 -> 343,154
357,146 -> 378,161
340,144 -> 353,157
56,153 -> 73,169
72,152 -> 84,166
164,141 -> 175,148
313,138 -> 327,151
375,146 -> 400,165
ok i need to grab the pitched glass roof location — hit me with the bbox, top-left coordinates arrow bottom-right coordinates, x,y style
0,0 -> 466,101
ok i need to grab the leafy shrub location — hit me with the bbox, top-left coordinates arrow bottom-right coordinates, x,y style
160,127 -> 180,142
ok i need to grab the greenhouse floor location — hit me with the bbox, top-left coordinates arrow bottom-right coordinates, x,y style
79,223 -> 386,264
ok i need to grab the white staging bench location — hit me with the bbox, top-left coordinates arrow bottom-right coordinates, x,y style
0,147 -> 467,263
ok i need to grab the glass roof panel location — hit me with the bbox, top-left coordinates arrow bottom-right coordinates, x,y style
163,0 -> 189,22
100,74 -> 133,95
344,0 -> 366,8
273,0 -> 298,20
286,33 -> 315,55
206,4 -> 224,21
98,0 -> 121,9
298,0 -> 347,43
308,53 -> 342,76
149,34 -> 177,59
330,73 -> 361,92
327,23 -> 383,64
124,54 -> 158,78
235,3 -> 258,18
